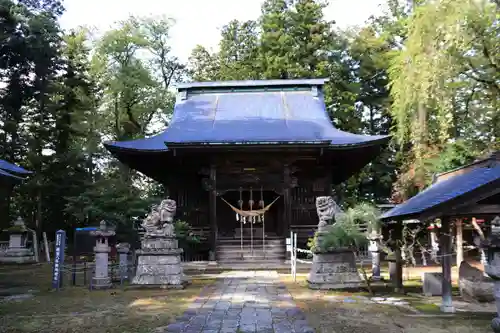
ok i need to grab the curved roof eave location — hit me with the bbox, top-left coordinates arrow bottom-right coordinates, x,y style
104,133 -> 390,153
380,164 -> 500,222
0,168 -> 24,181
0,159 -> 32,175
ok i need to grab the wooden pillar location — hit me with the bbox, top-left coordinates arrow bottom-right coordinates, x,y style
209,165 -> 217,260
393,222 -> 404,293
440,217 -> 455,312
456,219 -> 464,268
283,165 -> 291,237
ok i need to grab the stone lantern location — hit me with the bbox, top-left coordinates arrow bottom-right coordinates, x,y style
482,216 -> 500,333
367,230 -> 382,281
89,220 -> 115,289
116,242 -> 130,280
0,217 -> 34,264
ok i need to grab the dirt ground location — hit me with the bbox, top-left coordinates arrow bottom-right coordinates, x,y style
0,264 -> 213,333
282,274 -> 494,333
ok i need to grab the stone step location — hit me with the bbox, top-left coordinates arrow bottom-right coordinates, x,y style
217,252 -> 286,260
217,238 -> 285,245
216,243 -> 284,250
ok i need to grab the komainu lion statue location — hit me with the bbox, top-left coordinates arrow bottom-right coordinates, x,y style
141,199 -> 177,237
159,199 -> 177,222
142,204 -> 161,231
315,196 -> 342,226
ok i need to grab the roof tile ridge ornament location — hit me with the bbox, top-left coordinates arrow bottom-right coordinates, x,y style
281,91 -> 290,129
311,85 -> 318,97
212,94 -> 220,130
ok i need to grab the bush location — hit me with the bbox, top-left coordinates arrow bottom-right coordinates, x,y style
309,203 -> 382,253
174,220 -> 200,248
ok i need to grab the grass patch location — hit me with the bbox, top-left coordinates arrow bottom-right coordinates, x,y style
413,302 -> 442,313
0,264 -> 214,333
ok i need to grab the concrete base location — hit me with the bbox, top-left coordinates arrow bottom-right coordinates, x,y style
440,304 -> 456,313
307,250 -> 363,290
91,276 -> 112,289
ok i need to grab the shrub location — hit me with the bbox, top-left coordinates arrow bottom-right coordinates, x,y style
309,202 -> 382,253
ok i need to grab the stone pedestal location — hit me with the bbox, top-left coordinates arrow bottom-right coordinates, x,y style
423,272 -> 443,296
307,249 -> 362,289
116,243 -> 130,280
132,238 -> 188,288
90,221 -> 115,289
0,217 -> 35,264
132,198 -> 188,289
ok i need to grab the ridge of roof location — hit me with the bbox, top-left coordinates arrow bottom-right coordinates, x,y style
176,78 -> 329,90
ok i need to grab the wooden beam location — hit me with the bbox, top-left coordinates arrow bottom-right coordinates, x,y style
450,204 -> 500,216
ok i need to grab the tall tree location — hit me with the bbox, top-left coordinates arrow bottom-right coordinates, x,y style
389,0 -> 499,199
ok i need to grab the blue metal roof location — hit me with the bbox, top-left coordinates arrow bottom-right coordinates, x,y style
106,87 -> 389,151
0,159 -> 32,175
176,78 -> 329,90
381,164 -> 500,221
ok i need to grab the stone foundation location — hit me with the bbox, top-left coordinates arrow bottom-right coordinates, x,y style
307,249 -> 362,290
132,238 -> 188,288
0,248 -> 35,264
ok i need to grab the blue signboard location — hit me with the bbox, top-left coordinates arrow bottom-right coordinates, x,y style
52,230 -> 66,289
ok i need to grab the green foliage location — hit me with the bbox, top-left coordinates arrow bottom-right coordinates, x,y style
3,225 -> 27,233
388,0 -> 499,198
174,220 -> 200,244
2,0 -> 496,243
310,203 -> 381,253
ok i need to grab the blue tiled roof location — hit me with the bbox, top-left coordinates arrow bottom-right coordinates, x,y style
0,168 -> 23,180
381,164 -> 500,221
106,87 -> 388,151
0,159 -> 31,175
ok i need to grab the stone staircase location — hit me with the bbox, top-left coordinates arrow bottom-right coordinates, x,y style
216,236 -> 286,268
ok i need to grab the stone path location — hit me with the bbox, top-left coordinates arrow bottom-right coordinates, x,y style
162,271 -> 314,333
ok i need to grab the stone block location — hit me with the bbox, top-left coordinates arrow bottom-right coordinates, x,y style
307,250 -> 362,290
459,261 -> 494,302
422,272 -> 443,296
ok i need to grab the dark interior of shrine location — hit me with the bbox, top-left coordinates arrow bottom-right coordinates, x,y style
216,190 -> 282,238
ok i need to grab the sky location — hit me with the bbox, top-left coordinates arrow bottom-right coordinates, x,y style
59,0 -> 387,63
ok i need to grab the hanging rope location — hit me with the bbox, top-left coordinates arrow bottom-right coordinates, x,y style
220,196 -> 280,218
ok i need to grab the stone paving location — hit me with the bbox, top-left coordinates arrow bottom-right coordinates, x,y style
162,271 -> 314,333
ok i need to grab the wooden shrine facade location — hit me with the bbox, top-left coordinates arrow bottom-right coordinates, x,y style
165,149 -> 335,251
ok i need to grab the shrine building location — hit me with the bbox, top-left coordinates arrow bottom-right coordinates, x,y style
105,79 -> 389,264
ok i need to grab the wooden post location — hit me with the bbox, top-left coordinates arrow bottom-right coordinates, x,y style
283,165 -> 291,237
440,217 -> 455,312
456,219 -> 464,268
393,222 -> 404,292
209,165 -> 217,260
43,232 -> 51,263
